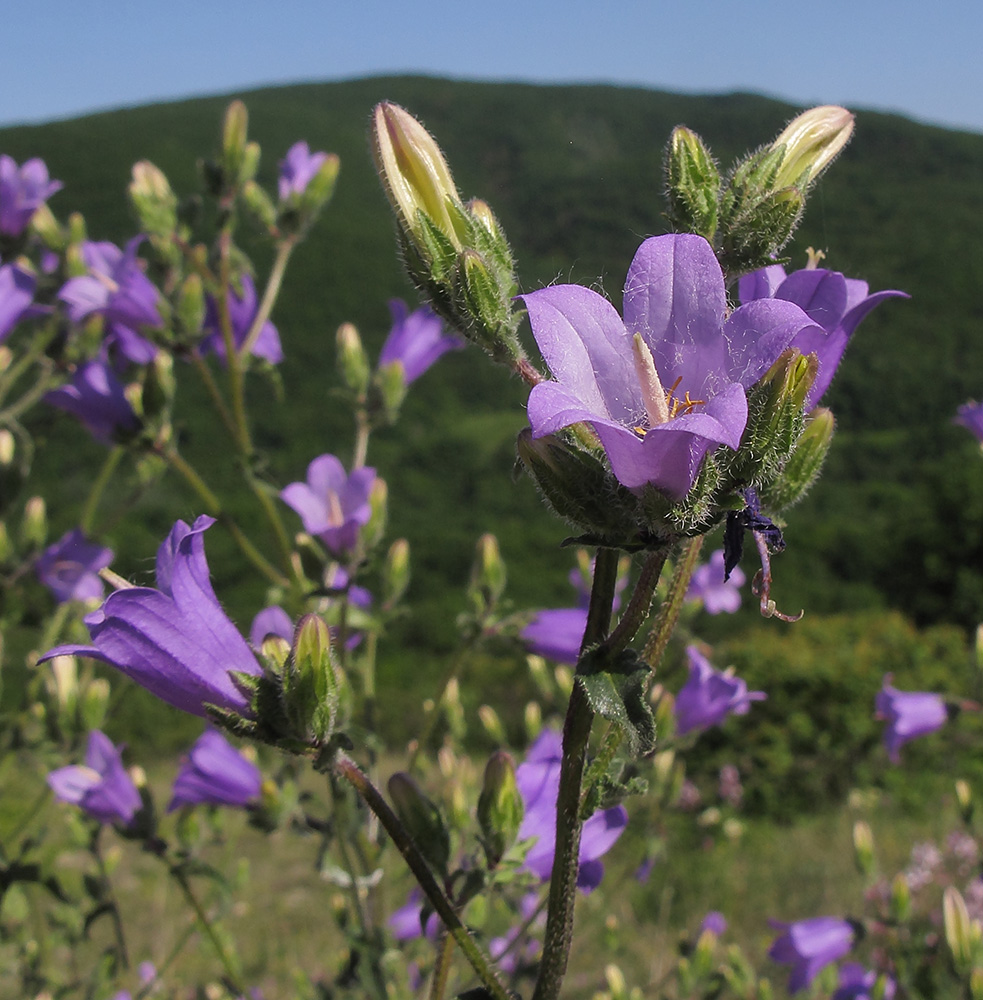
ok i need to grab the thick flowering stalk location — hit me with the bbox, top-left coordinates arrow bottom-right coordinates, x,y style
40,516 -> 262,718
48,730 -> 141,825
522,233 -> 821,498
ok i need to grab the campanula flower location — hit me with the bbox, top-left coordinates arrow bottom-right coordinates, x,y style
250,605 -> 294,647
521,234 -> 821,498
280,454 -> 376,558
875,674 -> 948,762
200,273 -> 282,364
739,264 -> 906,407
379,299 -> 463,383
36,528 -> 113,603
768,916 -> 855,993
278,141 -> 329,200
955,401 -> 983,444
59,238 -> 162,363
388,888 -> 440,941
686,549 -> 745,614
168,729 -> 262,811
41,516 -> 262,718
701,911 -> 728,936
0,263 -> 36,341
516,728 -> 627,892
48,730 -> 141,825
0,154 -> 62,236
44,360 -> 140,443
674,646 -> 765,736
833,963 -> 896,1000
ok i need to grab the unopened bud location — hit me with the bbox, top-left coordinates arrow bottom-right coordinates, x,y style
0,429 -> 14,466
477,704 -> 506,743
469,533 -> 506,613
945,886 -> 976,972
759,406 -> 835,513
241,180 -> 277,231
852,820 -> 875,878
382,538 -> 410,606
372,102 -> 467,254
176,273 -> 205,338
361,477 -> 388,551
299,154 -> 340,216
375,359 -> 407,419
890,872 -> 911,923
129,161 -> 177,238
666,126 -> 721,242
21,495 -> 46,548
770,106 -> 854,190
957,779 -> 974,824
524,700 -> 542,740
387,772 -> 450,876
336,322 -> 370,396
222,101 -> 250,182
30,202 -> 63,249
477,750 -> 523,867
81,677 -> 110,732
282,614 -> 340,746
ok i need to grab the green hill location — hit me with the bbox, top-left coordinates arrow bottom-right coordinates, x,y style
3,75 -> 982,644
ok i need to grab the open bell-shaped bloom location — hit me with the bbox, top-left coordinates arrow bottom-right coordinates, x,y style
955,401 -> 983,444
40,516 -> 262,717
168,729 -> 262,811
44,360 -> 140,443
516,728 -> 627,892
674,645 -> 765,735
48,730 -> 141,825
739,263 -> 906,407
280,454 -> 375,558
0,263 -> 37,341
686,549 -> 745,614
278,141 -> 329,200
0,155 -> 62,236
875,674 -> 948,762
36,528 -> 113,603
768,916 -> 855,993
379,299 -> 463,384
522,234 -> 822,498
200,273 -> 282,364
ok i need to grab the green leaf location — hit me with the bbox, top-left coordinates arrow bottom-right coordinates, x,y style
577,650 -> 656,757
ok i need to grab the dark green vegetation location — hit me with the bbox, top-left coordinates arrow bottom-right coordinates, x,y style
3,78 -> 982,768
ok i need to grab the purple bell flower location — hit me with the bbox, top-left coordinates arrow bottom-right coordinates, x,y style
40,516 -> 262,718
516,728 -> 627,893
739,263 -> 907,408
379,299 -> 463,384
48,730 -> 141,826
278,141 -> 329,200
955,401 -> 983,444
768,916 -> 855,993
833,963 -> 896,1000
36,528 -> 113,603
250,605 -> 294,647
674,646 -> 765,736
44,360 -> 140,443
200,273 -> 283,364
686,549 -> 746,614
388,888 -> 441,941
700,911 -> 727,936
0,263 -> 36,341
521,234 -> 821,498
875,674 -> 948,763
280,454 -> 376,558
59,238 -> 162,363
168,729 -> 262,811
0,155 -> 62,236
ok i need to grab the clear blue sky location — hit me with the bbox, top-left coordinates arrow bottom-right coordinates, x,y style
2,0 -> 979,134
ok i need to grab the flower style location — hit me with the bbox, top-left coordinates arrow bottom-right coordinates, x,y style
48,730 -> 141,825
955,401 -> 983,444
40,516 -> 262,717
59,238 -> 162,363
739,263 -> 906,408
280,454 -> 376,558
0,154 -> 62,236
200,273 -> 283,364
521,234 -> 822,498
167,730 -> 262,812
686,549 -> 746,614
36,528 -> 113,603
379,299 -> 463,384
769,916 -> 855,993
278,141 -> 329,200
44,360 -> 140,443
0,263 -> 36,341
516,728 -> 627,892
674,645 -> 765,736
875,674 -> 948,762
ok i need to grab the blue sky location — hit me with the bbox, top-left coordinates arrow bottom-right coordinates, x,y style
2,0 -> 979,134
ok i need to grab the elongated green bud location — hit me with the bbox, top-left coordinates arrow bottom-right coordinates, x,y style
852,820 -> 875,878
282,614 -> 340,746
336,322 -> 370,396
20,496 -> 46,549
890,872 -> 911,923
222,101 -> 249,181
176,273 -> 206,338
477,751 -> 523,867
129,161 -> 177,239
242,180 -> 277,231
382,538 -> 410,606
469,533 -> 506,613
665,126 -> 721,242
945,887 -> 977,973
759,406 -> 835,512
387,772 -> 450,876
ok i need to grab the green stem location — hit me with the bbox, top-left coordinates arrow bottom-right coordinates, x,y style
170,864 -> 245,994
642,535 -> 704,671
0,368 -> 59,423
532,547 -> 619,1000
159,447 -> 288,587
0,324 -> 58,404
216,234 -> 252,457
335,754 -> 511,1000
92,828 -> 129,971
237,238 -> 295,361
596,546 -> 670,659
80,446 -> 124,534
190,351 -> 239,444
429,932 -> 455,1000
352,408 -> 371,470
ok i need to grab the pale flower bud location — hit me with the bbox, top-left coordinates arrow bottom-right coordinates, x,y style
770,105 -> 854,189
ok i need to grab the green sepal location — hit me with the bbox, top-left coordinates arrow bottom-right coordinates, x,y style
577,648 -> 656,758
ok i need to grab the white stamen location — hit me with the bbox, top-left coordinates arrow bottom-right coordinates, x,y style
632,333 -> 670,427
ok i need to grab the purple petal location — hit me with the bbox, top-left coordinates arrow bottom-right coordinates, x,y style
167,729 -> 262,811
